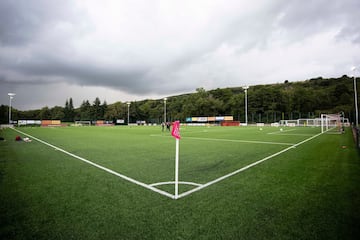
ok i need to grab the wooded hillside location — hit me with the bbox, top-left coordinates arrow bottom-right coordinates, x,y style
0,75 -> 357,124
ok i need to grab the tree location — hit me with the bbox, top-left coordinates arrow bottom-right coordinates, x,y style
17,109 -> 41,120
3,76 -> 357,124
0,105 -> 8,124
104,102 -> 127,121
139,100 -> 161,123
68,98 -> 75,121
63,98 -> 75,122
101,101 -> 108,120
209,88 -> 233,114
91,97 -> 102,120
229,94 -> 244,121
39,107 -> 51,120
51,106 -> 65,120
80,100 -> 91,120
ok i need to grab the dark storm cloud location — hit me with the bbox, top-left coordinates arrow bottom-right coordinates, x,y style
0,0 -> 360,110
0,53 -> 152,94
0,0 -> 182,95
276,0 -> 360,43
0,0 -> 79,46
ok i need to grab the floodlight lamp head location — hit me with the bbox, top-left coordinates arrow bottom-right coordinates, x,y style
127,102 -> 130,105
164,97 -> 167,101
8,93 -> 16,97
243,86 -> 249,90
351,66 -> 357,71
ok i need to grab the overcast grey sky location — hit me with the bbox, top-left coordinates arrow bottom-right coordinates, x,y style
1,0 -> 360,110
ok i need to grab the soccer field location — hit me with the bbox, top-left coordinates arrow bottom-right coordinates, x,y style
9,126 -> 322,198
1,125 -> 360,239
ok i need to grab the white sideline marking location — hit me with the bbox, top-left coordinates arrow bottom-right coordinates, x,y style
11,128 -> 175,199
150,134 -> 295,146
176,131 -> 324,199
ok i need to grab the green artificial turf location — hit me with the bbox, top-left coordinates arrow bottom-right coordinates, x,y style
0,126 -> 359,239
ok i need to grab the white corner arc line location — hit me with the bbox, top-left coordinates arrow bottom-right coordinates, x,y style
149,181 -> 203,187
176,132 -> 324,199
11,128 -> 175,199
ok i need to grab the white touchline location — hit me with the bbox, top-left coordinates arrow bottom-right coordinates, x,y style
176,131 -> 324,199
11,128 -> 175,199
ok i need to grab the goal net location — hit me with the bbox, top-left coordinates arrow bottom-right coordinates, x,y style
279,119 -> 321,127
321,114 -> 342,133
74,121 -> 91,126
279,120 -> 298,127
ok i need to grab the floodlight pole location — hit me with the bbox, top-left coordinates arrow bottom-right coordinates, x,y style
164,97 -> 167,123
127,102 -> 131,125
352,67 -> 359,127
8,93 -> 16,124
243,86 -> 249,125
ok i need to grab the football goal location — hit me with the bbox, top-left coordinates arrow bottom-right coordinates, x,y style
280,115 -> 349,131
74,121 -> 91,126
321,114 -> 343,133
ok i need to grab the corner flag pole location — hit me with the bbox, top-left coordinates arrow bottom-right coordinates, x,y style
171,120 -> 181,199
175,138 -> 179,199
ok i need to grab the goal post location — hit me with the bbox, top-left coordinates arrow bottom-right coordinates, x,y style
321,114 -> 341,133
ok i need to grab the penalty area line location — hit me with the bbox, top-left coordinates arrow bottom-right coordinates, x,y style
150,134 -> 295,146
268,129 -> 296,134
183,136 -> 295,146
11,128 -> 175,199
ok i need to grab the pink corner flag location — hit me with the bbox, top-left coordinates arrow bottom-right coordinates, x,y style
171,121 -> 181,140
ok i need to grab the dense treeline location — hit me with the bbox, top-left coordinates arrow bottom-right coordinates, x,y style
0,75 -> 358,124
